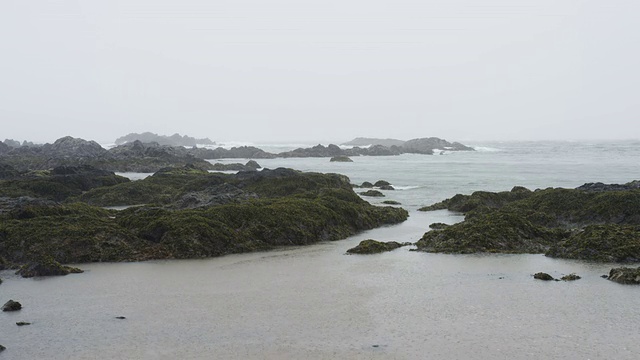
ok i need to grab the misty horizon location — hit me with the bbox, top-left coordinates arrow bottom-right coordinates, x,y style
2,1 -> 639,144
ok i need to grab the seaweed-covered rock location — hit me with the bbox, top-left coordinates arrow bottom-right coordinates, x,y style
360,190 -> 385,197
16,258 -> 83,278
429,222 -> 449,230
416,211 -> 568,254
2,300 -> 22,311
330,156 -> 353,162
382,200 -> 401,205
546,225 -> 640,262
607,267 -> 640,284
360,181 -> 374,188
0,168 -> 408,266
346,239 -> 410,254
374,180 -> 391,187
210,161 -> 262,172
534,272 -> 554,281
419,186 -> 533,212
561,273 -> 581,281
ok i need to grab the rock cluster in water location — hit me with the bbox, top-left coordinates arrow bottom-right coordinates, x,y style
0,164 -> 408,275
607,267 -> 640,284
1,135 -> 474,173
417,181 -> 640,263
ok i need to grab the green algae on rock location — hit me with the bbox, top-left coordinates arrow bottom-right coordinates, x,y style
346,239 -> 411,254
0,167 -> 408,268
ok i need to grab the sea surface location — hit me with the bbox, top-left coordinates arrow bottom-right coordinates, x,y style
2,140 -> 640,359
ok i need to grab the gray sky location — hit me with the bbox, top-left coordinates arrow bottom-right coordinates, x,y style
1,0 -> 639,144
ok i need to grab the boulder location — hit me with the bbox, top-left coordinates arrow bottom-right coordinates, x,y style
0,344 -> 5,352
2,300 -> 22,311
346,239 -> 410,254
379,185 -> 395,190
607,267 -> 640,284
374,180 -> 391,187
533,272 -> 555,281
360,181 -> 374,188
360,190 -> 385,197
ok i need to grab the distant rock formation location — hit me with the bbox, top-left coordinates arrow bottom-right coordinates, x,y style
341,137 -> 474,154
115,132 -> 215,147
342,137 -> 406,147
330,156 -> 353,162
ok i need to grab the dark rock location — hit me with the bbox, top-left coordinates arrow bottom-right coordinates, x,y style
360,190 -> 385,197
330,156 -> 353,162
607,267 -> 640,284
560,273 -> 581,281
374,180 -> 391,187
346,239 -> 411,254
402,137 -> 474,154
115,316 -> 126,319
382,200 -> 401,205
534,272 -> 555,281
601,275 -> 609,279
0,344 -> 5,352
379,185 -> 395,190
2,300 -> 22,311
16,258 -> 83,278
16,322 -> 31,326
360,181 -> 374,188
245,160 -> 261,170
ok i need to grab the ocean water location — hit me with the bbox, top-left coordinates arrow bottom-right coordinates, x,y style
2,140 -> 640,359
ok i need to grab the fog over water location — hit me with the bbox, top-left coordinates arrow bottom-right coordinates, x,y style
1,0 -> 639,143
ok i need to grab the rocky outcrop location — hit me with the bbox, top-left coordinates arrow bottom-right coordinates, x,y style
360,190 -> 385,197
346,239 -> 411,254
330,156 -> 353,162
608,267 -> 640,284
0,167 -> 409,266
546,225 -> 640,262
402,137 -> 474,154
0,137 -> 215,172
210,161 -> 262,172
115,132 -> 215,146
2,300 -> 22,311
576,180 -> 640,192
534,272 -> 554,281
417,181 -> 640,260
15,257 -> 83,278
0,165 -> 129,201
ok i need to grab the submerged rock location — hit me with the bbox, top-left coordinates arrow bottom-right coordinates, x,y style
379,185 -> 395,190
533,272 -> 555,281
607,267 -> 640,285
2,300 -> 22,311
382,200 -> 401,205
16,322 -> 31,326
360,190 -> 385,197
330,156 -> 353,162
346,239 -> 411,254
560,273 -> 581,281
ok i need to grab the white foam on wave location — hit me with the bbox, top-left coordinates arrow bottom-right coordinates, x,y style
472,146 -> 502,152
393,185 -> 424,191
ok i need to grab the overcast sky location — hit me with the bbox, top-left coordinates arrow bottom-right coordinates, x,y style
1,0 -> 639,144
